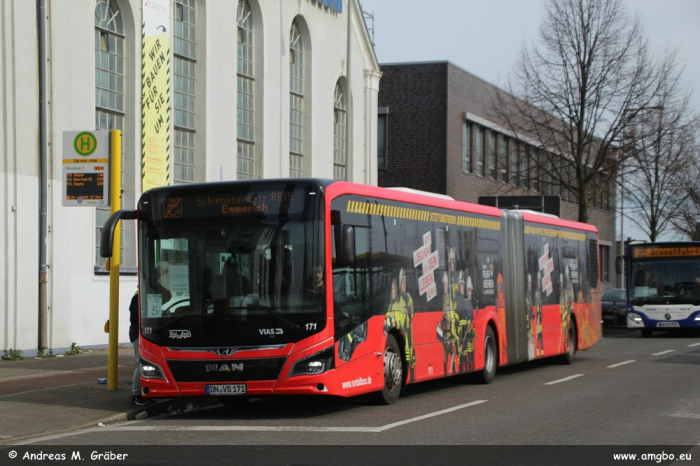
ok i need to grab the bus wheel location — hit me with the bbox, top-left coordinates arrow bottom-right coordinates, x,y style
641,328 -> 653,338
558,323 -> 577,365
373,334 -> 403,405
475,326 -> 497,384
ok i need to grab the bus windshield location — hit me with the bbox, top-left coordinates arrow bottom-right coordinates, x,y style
630,257 -> 700,305
137,182 -> 326,347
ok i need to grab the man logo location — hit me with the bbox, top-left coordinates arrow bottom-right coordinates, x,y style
206,363 -> 243,372
215,348 -> 237,356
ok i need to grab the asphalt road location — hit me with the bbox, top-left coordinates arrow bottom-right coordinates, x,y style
16,328 -> 700,448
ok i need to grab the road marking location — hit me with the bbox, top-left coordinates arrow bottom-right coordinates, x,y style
652,350 -> 676,356
544,374 -> 584,385
12,400 -> 489,442
688,343 -> 700,347
607,360 -> 636,368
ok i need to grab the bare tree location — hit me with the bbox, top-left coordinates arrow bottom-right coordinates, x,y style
670,122 -> 700,240
492,0 -> 683,223
624,95 -> 698,241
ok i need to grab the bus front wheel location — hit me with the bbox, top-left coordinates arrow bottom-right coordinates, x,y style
372,334 -> 403,405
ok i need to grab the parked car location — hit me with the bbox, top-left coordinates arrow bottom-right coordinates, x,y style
601,288 -> 627,327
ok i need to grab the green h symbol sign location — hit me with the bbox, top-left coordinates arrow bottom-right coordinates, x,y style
74,132 -> 97,156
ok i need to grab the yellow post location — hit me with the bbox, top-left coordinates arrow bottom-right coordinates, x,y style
107,130 -> 121,390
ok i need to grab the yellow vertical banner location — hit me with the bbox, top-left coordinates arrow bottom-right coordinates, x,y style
141,0 -> 171,192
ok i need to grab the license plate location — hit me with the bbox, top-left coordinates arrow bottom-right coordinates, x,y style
657,322 -> 680,328
206,384 -> 247,395
603,315 -> 614,320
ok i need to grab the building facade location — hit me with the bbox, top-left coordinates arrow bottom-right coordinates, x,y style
0,0 -> 380,354
377,61 -> 616,290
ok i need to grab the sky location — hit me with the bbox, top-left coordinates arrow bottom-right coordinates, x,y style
358,0 -> 700,242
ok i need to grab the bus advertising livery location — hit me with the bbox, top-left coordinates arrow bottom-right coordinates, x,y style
102,179 -> 601,404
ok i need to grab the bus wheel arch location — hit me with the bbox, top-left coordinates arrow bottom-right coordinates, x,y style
475,323 -> 498,384
372,332 -> 404,405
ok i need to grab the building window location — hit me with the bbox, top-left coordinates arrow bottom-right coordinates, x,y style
530,148 -> 539,192
500,135 -> 508,183
475,125 -> 484,177
174,0 -> 197,184
520,145 -> 529,189
462,120 -> 471,173
488,131 -> 496,179
377,111 -> 387,170
289,22 -> 304,178
333,82 -> 347,180
510,141 -> 519,186
94,0 -> 124,267
600,245 -> 610,283
237,0 -> 255,180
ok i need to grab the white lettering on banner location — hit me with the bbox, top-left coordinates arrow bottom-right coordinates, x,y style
539,253 -> 549,270
412,231 -> 437,302
483,279 -> 494,289
419,273 -> 435,296
414,244 -> 431,268
539,242 -> 554,296
544,283 -> 553,296
544,243 -> 549,256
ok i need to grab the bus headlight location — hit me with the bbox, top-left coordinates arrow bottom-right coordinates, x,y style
290,347 -> 334,377
627,312 -> 643,328
140,358 -> 167,381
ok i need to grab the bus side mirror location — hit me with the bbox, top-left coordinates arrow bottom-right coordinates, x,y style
335,224 -> 356,267
100,209 -> 137,258
615,255 -> 623,274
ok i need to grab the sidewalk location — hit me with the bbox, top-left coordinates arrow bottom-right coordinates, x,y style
0,348 -> 174,444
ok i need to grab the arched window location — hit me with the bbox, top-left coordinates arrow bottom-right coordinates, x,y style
94,0 -> 124,266
173,0 -> 197,184
333,82 -> 347,180
237,0 -> 255,179
289,21 -> 304,178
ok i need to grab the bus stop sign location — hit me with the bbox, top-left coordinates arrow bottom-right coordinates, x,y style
62,130 -> 110,207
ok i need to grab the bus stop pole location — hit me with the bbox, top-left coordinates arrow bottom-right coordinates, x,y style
107,130 -> 122,390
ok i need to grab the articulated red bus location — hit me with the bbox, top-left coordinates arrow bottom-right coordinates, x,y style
101,179 -> 601,404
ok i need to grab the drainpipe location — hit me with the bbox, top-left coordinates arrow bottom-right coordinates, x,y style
37,0 -> 49,354
345,0 -> 352,182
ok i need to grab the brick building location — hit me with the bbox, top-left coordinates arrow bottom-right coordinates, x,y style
377,61 -> 616,290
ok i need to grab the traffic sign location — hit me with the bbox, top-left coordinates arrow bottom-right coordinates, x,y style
62,130 -> 110,207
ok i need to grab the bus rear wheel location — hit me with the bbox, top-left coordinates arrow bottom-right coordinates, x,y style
558,322 -> 577,365
474,326 -> 496,384
372,334 -> 403,405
